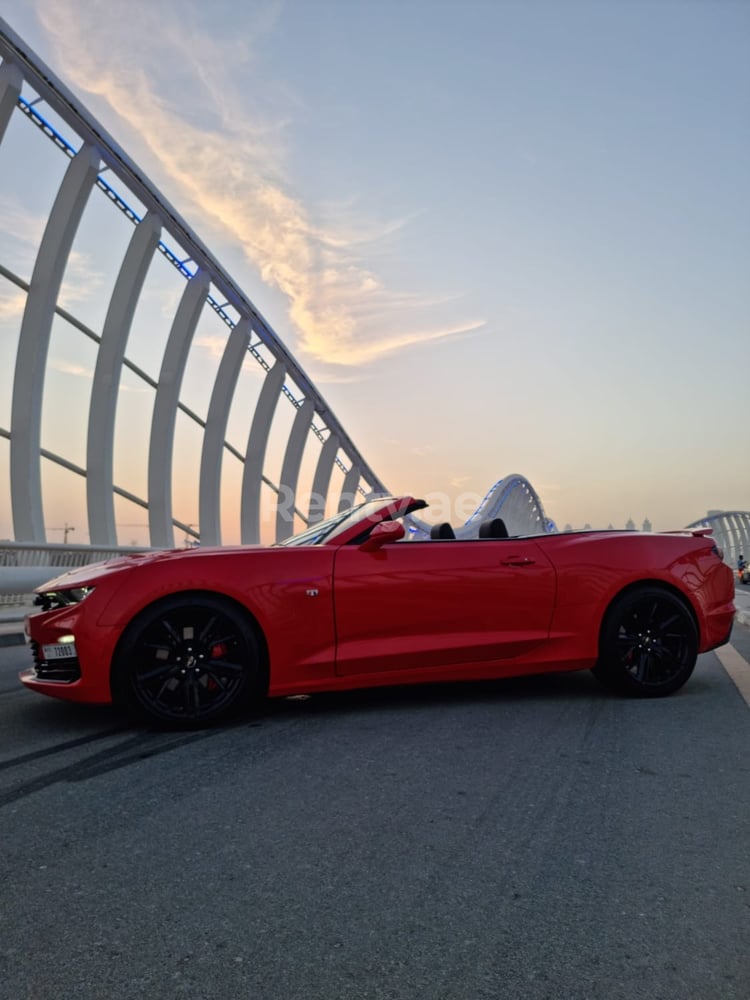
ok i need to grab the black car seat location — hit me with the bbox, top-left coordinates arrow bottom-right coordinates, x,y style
430,522 -> 456,540
478,518 -> 509,539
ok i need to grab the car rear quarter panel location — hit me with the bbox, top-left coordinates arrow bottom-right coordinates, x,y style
539,533 -> 734,661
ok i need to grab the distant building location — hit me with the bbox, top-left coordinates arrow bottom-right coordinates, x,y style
625,517 -> 636,531
642,517 -> 652,532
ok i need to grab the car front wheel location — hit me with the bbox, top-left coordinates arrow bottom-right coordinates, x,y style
592,586 -> 698,697
112,595 -> 263,727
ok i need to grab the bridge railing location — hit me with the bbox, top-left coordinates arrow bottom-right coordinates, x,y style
0,542 -> 155,601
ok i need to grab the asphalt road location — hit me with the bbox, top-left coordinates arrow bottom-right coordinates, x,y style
1,632 -> 749,1000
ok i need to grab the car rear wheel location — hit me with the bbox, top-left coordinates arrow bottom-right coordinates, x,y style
592,586 -> 698,697
112,595 -> 262,727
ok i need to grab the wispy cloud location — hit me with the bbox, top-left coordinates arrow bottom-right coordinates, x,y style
58,250 -> 103,309
311,370 -> 370,386
50,359 -> 93,378
0,288 -> 26,321
0,198 -> 47,273
193,335 -> 228,361
0,197 -> 102,307
35,0 -> 484,367
0,198 -> 47,240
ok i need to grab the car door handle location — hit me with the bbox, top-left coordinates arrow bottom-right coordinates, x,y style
501,556 -> 536,567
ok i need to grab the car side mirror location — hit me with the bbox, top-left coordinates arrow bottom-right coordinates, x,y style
359,520 -> 405,551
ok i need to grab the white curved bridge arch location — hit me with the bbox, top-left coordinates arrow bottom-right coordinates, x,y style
0,19 -> 555,564
0,19 -> 386,547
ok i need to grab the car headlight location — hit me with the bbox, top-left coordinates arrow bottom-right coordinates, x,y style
34,586 -> 95,612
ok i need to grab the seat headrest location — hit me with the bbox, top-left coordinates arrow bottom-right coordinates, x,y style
478,518 -> 509,539
430,522 -> 456,540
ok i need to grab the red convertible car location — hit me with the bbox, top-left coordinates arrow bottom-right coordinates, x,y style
21,496 -> 735,726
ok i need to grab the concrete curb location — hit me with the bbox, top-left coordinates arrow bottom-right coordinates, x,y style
0,630 -> 26,648
0,607 -> 33,647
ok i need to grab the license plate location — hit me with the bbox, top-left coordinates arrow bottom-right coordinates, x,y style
42,642 -> 78,660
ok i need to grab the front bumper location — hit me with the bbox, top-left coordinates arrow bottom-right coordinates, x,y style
20,607 -> 116,704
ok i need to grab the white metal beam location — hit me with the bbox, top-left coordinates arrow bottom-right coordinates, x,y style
198,318 -> 252,545
10,143 -> 100,541
276,398 -> 315,542
240,361 -> 286,544
0,57 -> 22,144
339,463 -> 361,512
147,270 -> 210,548
87,210 -> 161,544
308,433 -> 339,524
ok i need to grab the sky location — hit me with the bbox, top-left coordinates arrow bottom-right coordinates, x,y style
0,0 -> 748,540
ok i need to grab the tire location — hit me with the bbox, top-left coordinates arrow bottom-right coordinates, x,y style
112,594 -> 263,727
592,586 -> 698,698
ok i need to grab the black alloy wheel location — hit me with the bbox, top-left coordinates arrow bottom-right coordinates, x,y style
593,586 -> 698,697
113,595 -> 261,726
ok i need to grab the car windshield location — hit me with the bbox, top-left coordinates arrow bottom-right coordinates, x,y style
279,498 -> 396,547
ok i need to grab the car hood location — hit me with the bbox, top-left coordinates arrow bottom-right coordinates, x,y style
34,544 -> 268,592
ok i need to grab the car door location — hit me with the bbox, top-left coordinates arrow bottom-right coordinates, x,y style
332,537 -> 556,677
